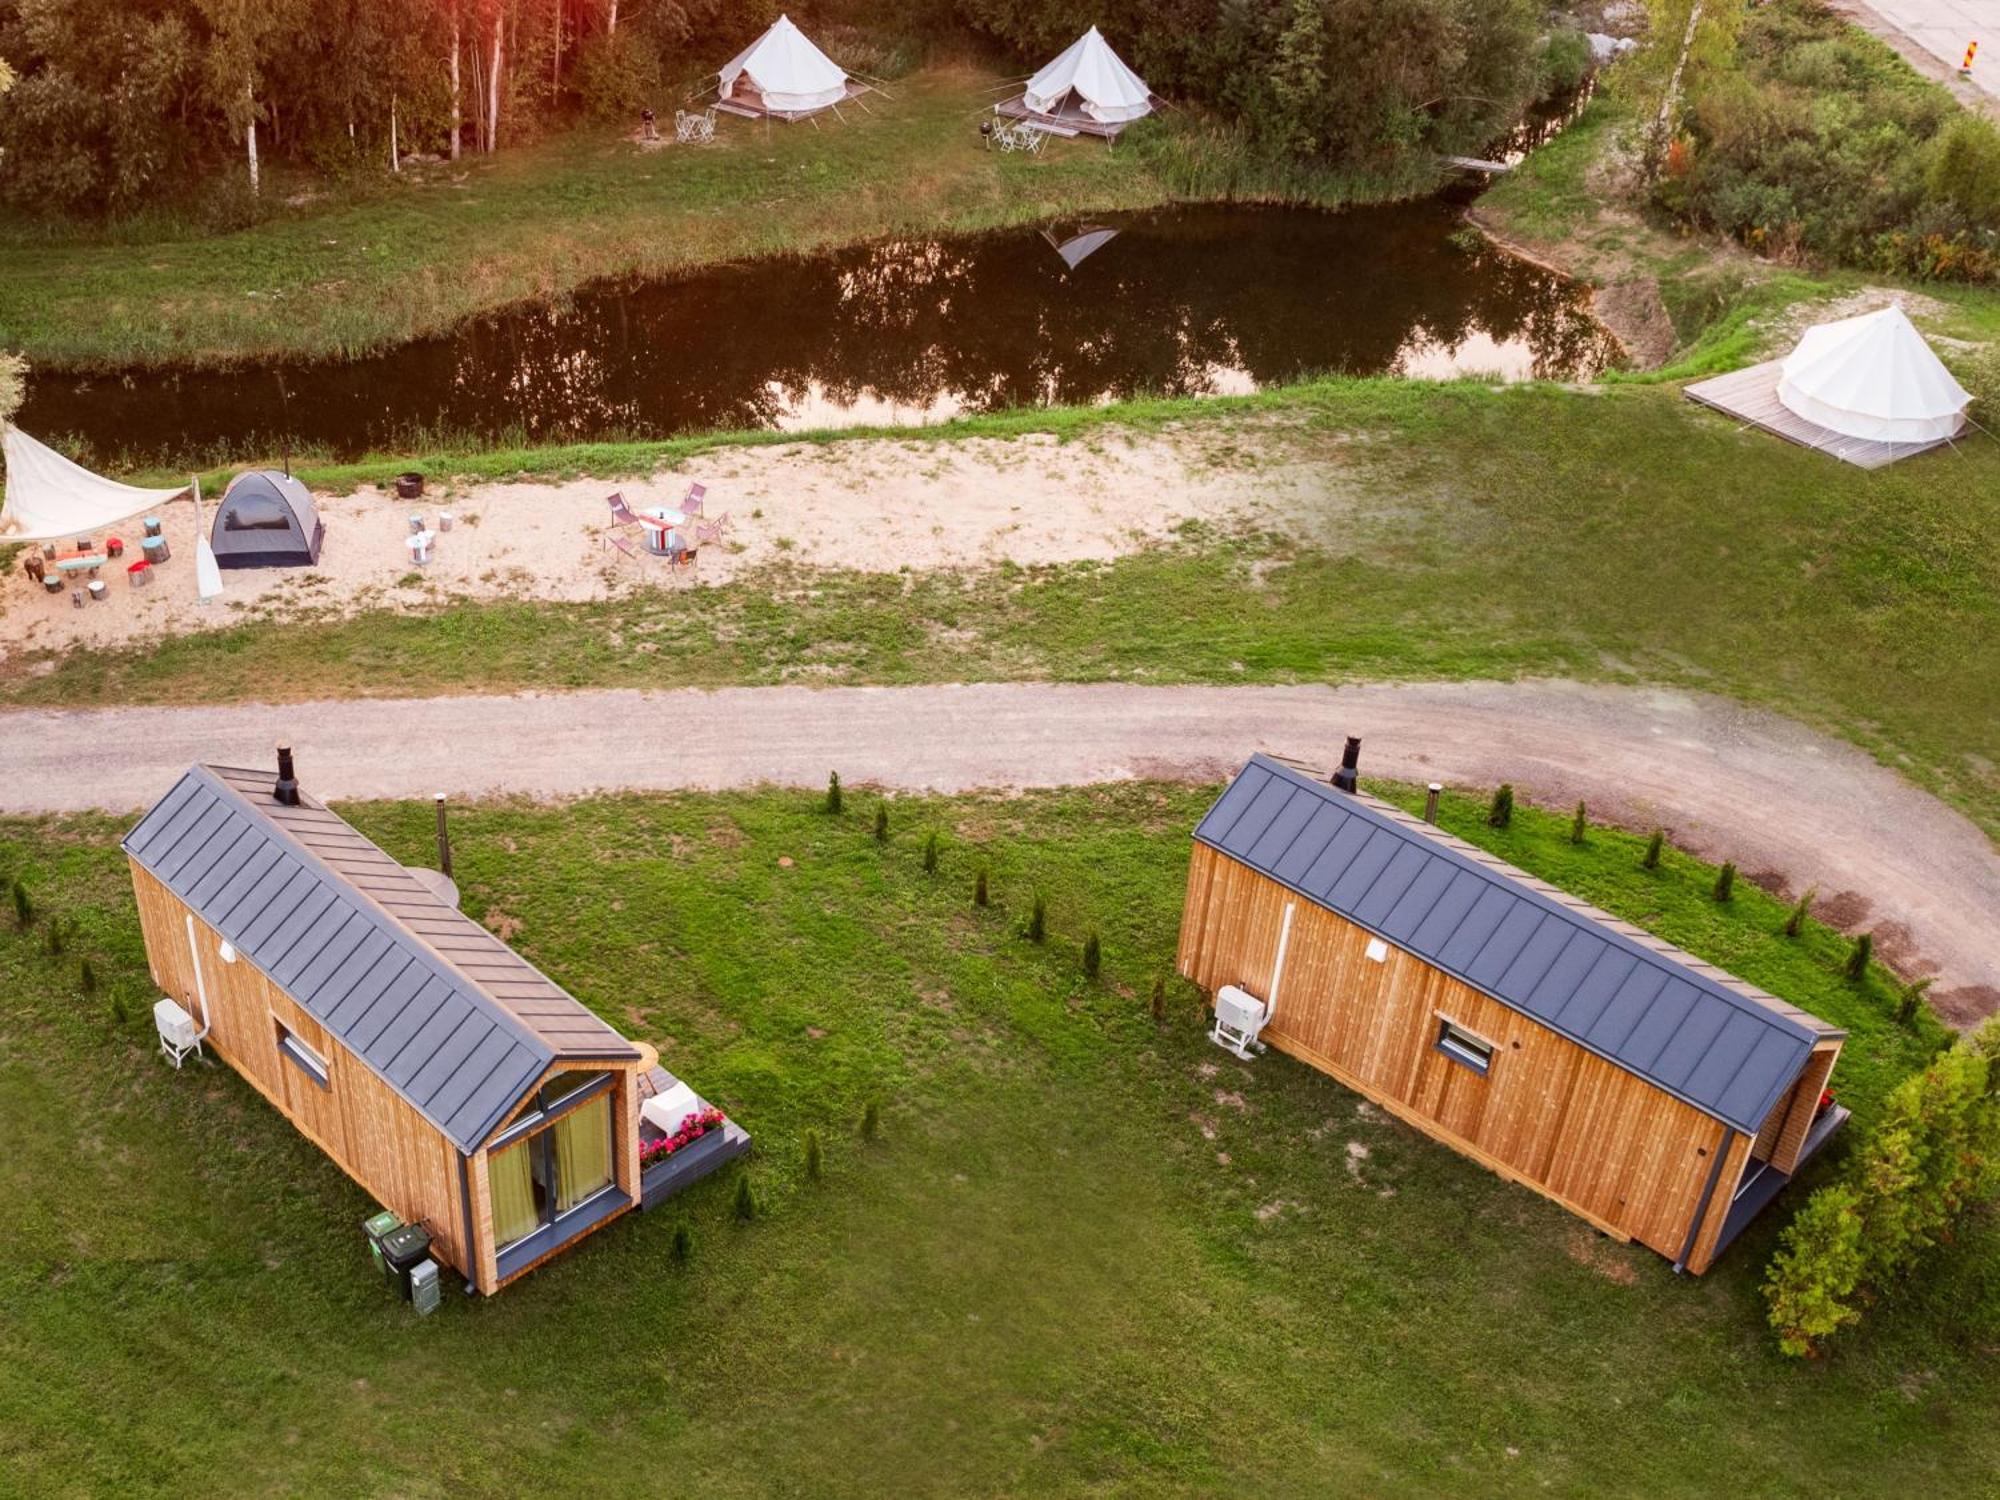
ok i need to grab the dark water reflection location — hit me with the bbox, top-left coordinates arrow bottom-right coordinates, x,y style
23,200 -> 1620,466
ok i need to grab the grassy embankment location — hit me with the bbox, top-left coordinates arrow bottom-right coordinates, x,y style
7,378 -> 1996,840
1,782 -> 1985,1498
0,66 -> 1422,373
1477,95 -> 2000,378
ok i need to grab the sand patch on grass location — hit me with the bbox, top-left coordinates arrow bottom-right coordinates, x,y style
0,426 -> 1337,659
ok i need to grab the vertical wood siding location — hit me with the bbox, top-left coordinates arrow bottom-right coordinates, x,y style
132,859 -> 473,1275
1178,844 -> 1746,1266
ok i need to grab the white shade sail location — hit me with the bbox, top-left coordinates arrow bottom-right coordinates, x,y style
1776,305 -> 1972,444
1024,27 -> 1153,124
1,423 -> 188,543
718,15 -> 849,115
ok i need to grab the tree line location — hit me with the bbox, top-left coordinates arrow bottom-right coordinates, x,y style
0,0 -> 1561,219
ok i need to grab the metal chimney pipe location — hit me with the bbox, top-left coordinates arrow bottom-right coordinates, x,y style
434,792 -> 453,880
1332,735 -> 1361,794
1424,783 -> 1442,823
274,746 -> 300,806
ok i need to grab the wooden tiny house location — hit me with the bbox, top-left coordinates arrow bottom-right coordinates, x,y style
1178,754 -> 1848,1273
124,756 -> 746,1294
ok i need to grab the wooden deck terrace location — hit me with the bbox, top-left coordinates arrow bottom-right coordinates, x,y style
1683,360 -> 1959,469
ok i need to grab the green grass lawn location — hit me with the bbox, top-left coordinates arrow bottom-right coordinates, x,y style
11,379 -> 1998,840
0,782 -> 1989,1498
0,67 -> 1393,373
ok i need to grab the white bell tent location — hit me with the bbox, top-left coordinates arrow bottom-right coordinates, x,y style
1020,28 -> 1155,129
716,15 -> 854,121
0,423 -> 188,543
1776,305 -> 1971,444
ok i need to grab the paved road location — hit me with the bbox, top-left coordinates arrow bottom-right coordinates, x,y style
1833,0 -> 1998,115
6,680 -> 1995,1020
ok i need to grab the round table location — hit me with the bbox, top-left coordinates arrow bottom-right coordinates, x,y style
639,508 -> 687,557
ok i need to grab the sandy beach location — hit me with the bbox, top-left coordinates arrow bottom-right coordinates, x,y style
1,426 -> 1331,658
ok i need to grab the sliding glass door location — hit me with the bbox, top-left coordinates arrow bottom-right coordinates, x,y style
490,1085 -> 616,1251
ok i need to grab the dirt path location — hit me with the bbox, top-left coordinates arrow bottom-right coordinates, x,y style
7,679 -> 1995,1021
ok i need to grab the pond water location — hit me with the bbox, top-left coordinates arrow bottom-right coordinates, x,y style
21,197 -> 1620,467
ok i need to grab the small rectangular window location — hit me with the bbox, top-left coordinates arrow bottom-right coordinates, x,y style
1435,1017 -> 1496,1076
276,1021 -> 331,1089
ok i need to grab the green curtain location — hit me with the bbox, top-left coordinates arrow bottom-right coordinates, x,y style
554,1094 -> 612,1213
489,1138 -> 540,1247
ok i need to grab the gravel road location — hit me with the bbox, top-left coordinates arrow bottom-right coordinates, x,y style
6,679 -> 1993,1020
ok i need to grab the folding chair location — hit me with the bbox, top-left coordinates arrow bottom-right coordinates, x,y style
606,492 -> 640,527
682,482 -> 706,516
604,532 -> 638,560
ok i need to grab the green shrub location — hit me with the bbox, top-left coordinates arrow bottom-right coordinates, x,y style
1659,0 -> 1997,283
974,871 -> 989,908
861,1100 -> 880,1140
1027,893 -> 1046,943
12,879 -> 31,929
1784,886 -> 1816,938
803,1128 -> 824,1183
79,958 -> 96,994
1895,978 -> 1932,1027
1766,1038 -> 2000,1355
825,771 -> 842,815
1642,829 -> 1664,870
1487,784 -> 1514,829
110,992 -> 128,1026
922,832 -> 939,875
1569,801 -> 1588,845
1082,931 -> 1101,980
569,32 -> 666,124
44,916 -> 65,956
733,1174 -> 757,1222
1538,27 -> 1594,96
671,1222 -> 692,1262
1926,113 -> 2000,222
1845,931 -> 1873,981
1712,861 -> 1736,902
873,804 -> 889,843
1765,1182 -> 1868,1357
1150,976 -> 1167,1022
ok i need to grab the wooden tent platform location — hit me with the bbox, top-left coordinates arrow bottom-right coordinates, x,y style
1683,359 -> 1956,469
995,95 -> 1137,141
716,81 -> 872,124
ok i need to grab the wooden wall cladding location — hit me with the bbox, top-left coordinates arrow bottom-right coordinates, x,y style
130,859 -> 472,1275
1178,844 -> 1744,1265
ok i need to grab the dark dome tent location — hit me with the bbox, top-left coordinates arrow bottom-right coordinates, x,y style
211,470 -> 323,568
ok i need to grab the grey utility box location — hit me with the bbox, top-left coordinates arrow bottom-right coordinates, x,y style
410,1258 -> 441,1316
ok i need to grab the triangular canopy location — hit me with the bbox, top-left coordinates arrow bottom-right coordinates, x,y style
1777,305 -> 1972,444
1024,27 -> 1153,124
0,423 -> 187,543
718,15 -> 849,116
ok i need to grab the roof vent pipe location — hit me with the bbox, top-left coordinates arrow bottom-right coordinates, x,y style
274,745 -> 300,806
1424,783 -> 1442,823
1332,736 -> 1361,794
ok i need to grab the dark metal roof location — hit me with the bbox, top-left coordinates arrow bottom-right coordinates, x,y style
1193,755 -> 1836,1135
124,765 -> 637,1152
